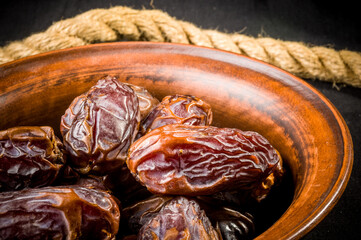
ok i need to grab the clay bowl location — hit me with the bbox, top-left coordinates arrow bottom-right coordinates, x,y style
0,42 -> 353,239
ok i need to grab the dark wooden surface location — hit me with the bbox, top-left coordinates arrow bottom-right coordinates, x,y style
1,1 -> 360,239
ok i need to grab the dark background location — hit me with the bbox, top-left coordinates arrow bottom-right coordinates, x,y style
1,0 -> 360,239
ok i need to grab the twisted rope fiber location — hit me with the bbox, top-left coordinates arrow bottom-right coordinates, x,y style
1,6 -> 360,87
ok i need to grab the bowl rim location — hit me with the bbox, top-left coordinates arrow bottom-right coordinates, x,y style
0,41 -> 354,239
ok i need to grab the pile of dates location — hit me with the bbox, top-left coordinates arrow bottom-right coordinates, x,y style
0,76 -> 284,240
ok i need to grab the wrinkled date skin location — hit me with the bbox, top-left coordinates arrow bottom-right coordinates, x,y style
122,195 -> 174,234
127,124 -> 281,196
138,94 -> 213,137
207,152 -> 284,204
123,195 -> 255,239
125,83 -> 159,120
0,185 -> 120,240
60,76 -> 140,175
0,126 -> 65,191
138,196 -> 219,240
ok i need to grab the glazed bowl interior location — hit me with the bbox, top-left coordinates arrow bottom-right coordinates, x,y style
0,42 -> 353,239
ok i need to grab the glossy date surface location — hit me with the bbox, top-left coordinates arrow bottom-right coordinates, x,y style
197,197 -> 255,240
122,195 -> 173,234
138,196 -> 219,240
125,83 -> 159,120
138,94 -> 212,137
0,185 -> 120,240
0,126 -> 65,191
123,194 -> 255,239
127,124 -> 281,196
214,210 -> 254,240
60,76 -> 140,175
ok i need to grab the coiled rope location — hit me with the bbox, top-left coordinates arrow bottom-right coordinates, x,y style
1,6 -> 360,87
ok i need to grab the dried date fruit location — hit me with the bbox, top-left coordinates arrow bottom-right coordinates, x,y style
125,83 -> 159,120
0,126 -> 65,191
73,176 -> 110,191
138,94 -> 212,137
122,195 -> 173,234
60,76 -> 140,175
127,124 -> 281,196
138,196 -> 220,240
0,185 -> 120,239
251,151 -> 284,201
196,197 -> 255,240
207,152 -> 285,204
214,209 -> 254,240
123,195 -> 255,239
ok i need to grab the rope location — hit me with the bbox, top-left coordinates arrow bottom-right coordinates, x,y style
1,6 -> 360,88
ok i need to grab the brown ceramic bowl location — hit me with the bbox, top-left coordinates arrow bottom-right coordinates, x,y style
0,42 -> 353,239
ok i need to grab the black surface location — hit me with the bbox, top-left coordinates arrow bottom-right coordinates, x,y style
1,0 -> 360,239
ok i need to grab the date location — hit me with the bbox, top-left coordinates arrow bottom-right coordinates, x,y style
138,94 -> 212,137
125,83 -> 159,120
127,124 -> 281,196
60,76 -> 140,175
123,194 -> 255,239
122,195 -> 173,234
138,196 -> 219,240
214,209 -> 254,240
73,176 -> 110,191
197,197 -> 255,240
0,126 -> 65,191
207,152 -> 284,204
0,185 -> 120,239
